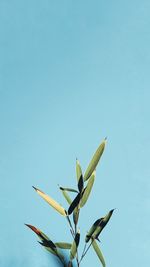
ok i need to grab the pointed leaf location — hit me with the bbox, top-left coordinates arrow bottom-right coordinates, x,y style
25,224 -> 57,255
92,209 -> 114,239
25,224 -> 49,241
32,186 -> 66,216
68,193 -> 81,215
76,159 -> 83,182
84,139 -> 106,181
92,240 -> 106,267
59,187 -> 78,193
80,171 -> 95,207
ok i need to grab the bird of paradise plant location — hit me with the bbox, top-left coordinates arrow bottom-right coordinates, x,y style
25,138 -> 114,267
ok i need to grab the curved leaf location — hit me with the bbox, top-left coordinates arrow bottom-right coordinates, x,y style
92,209 -> 114,239
80,171 -> 95,207
84,139 -> 106,181
92,240 -> 106,267
85,218 -> 102,243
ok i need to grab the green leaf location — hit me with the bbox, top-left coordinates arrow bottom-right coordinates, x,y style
80,171 -> 95,207
85,218 -> 102,243
59,187 -> 78,193
76,159 -> 83,182
60,188 -> 72,205
73,207 -> 80,225
84,139 -> 106,181
55,242 -> 72,249
92,240 -> 106,267
92,209 -> 114,239
70,230 -> 80,260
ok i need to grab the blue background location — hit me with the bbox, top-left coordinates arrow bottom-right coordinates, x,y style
0,1 -> 150,266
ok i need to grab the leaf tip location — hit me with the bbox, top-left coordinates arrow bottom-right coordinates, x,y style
32,186 -> 38,191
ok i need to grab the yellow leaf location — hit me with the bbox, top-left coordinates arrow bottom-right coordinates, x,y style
33,186 -> 66,216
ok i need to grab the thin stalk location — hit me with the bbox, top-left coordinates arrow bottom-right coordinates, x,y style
66,215 -> 75,238
79,240 -> 93,263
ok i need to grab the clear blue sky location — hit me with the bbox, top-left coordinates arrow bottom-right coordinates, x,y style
0,1 -> 150,267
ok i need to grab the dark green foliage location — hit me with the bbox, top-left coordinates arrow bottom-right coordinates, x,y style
68,193 -> 81,215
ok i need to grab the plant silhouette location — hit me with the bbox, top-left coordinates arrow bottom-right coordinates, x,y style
25,139 -> 114,267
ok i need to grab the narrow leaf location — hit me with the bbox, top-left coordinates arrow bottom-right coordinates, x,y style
73,207 -> 80,225
76,159 -> 83,182
32,186 -> 66,216
68,193 -> 81,215
60,189 -> 72,205
92,240 -> 106,267
55,242 -> 72,249
59,187 -> 78,193
39,239 -> 56,250
80,171 -> 95,207
25,224 -> 57,256
70,230 -> 80,260
84,139 -> 106,181
38,242 -> 57,255
25,224 -> 49,241
78,174 -> 84,193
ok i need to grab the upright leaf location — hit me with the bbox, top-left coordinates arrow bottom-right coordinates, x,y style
84,139 -> 106,181
32,186 -> 66,216
76,159 -> 82,182
80,171 -> 95,207
92,240 -> 106,267
73,207 -> 80,226
78,174 -> 84,193
70,230 -> 80,260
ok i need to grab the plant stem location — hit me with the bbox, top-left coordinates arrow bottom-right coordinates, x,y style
66,216 -> 75,238
79,240 -> 93,263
